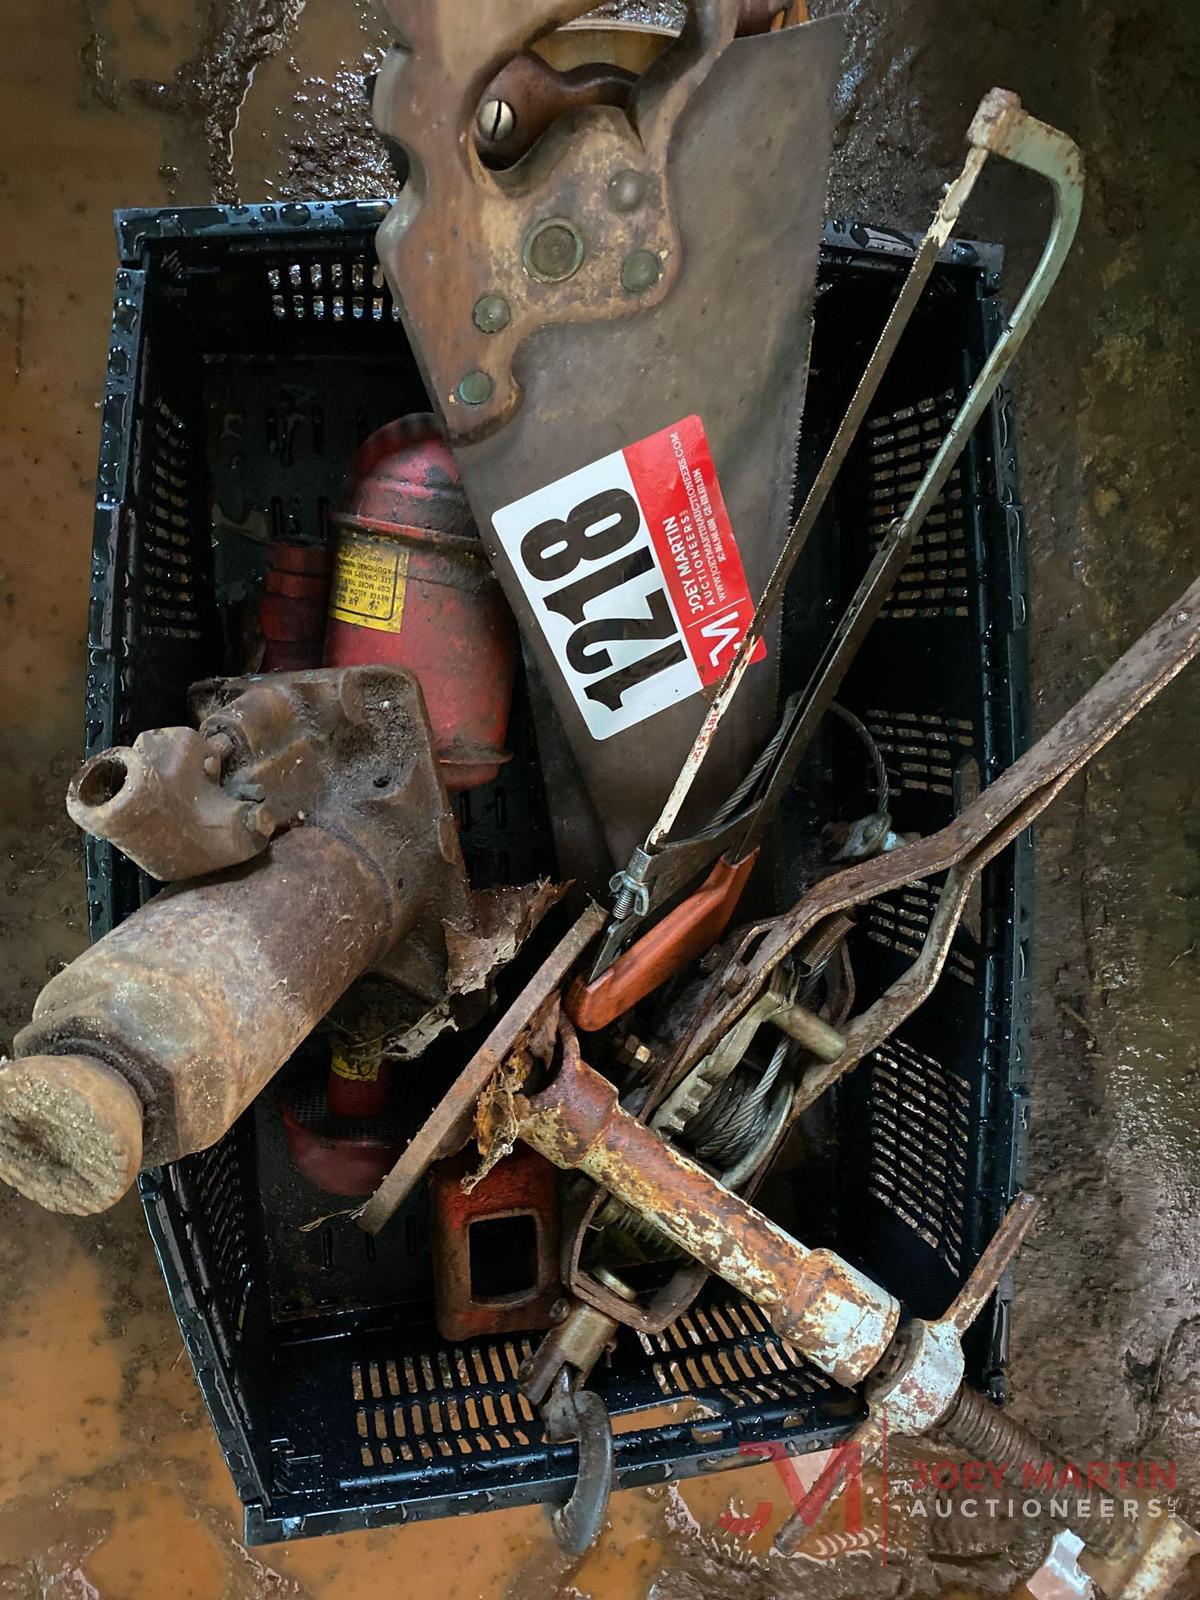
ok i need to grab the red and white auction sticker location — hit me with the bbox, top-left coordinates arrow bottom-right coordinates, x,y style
492,416 -> 764,741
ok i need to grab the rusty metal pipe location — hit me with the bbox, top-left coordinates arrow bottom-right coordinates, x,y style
515,1022 -> 899,1386
5,825 -> 396,1213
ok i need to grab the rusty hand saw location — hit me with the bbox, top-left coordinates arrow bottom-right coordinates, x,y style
371,0 -> 844,868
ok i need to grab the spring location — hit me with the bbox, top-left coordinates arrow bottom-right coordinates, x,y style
597,1192 -> 682,1258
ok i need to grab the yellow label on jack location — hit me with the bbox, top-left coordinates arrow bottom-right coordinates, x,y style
330,536 -> 409,633
330,1047 -> 381,1083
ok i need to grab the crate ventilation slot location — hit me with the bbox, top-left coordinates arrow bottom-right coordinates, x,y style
866,391 -> 970,620
454,784 -> 516,884
174,1135 -> 254,1346
863,709 -> 975,808
349,1298 -> 834,1468
351,1335 -> 540,1468
266,257 -> 401,324
637,1298 -> 832,1407
865,1038 -> 970,1272
861,875 -> 978,987
134,398 -> 202,642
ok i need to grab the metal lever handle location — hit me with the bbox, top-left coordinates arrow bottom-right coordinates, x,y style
945,1190 -> 1039,1334
667,573 -> 1200,1111
779,1193 -> 1200,1587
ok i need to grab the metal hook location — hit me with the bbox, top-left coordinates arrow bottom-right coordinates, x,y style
542,1369 -> 615,1557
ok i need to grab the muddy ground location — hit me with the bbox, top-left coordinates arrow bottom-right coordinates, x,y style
0,1 -> 1197,1597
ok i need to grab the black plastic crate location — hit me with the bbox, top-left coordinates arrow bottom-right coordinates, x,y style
85,200 -> 1031,1544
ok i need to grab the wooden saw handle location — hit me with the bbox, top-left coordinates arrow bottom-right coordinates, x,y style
371,0 -> 740,439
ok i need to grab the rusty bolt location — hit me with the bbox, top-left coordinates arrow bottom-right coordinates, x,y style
614,1035 -> 654,1071
246,803 -> 275,839
774,1003 -> 845,1063
607,169 -> 645,212
477,98 -> 516,144
620,249 -> 661,295
721,962 -> 751,996
523,217 -> 585,284
472,293 -> 510,334
203,731 -> 234,780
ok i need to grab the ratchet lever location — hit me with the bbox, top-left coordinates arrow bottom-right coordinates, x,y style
670,574 -> 1200,1098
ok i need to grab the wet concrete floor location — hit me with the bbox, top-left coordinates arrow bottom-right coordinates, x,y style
1,0 -> 1198,1596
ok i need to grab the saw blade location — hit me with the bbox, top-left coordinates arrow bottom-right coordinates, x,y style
374,12 -> 844,869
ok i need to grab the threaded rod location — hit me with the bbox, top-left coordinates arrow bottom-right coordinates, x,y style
939,1384 -> 1137,1561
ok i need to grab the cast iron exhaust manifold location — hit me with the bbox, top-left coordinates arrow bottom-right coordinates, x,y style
0,666 -> 514,1215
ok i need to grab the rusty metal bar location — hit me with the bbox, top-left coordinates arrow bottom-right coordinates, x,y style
666,573 -> 1200,1102
1098,1515 -> 1200,1600
357,902 -> 605,1235
515,1020 -> 899,1386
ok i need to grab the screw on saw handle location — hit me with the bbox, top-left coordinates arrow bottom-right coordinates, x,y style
473,0 -> 803,169
476,53 -> 635,167
564,850 -> 757,1031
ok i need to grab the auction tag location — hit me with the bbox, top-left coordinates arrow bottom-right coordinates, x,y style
492,416 -> 764,741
